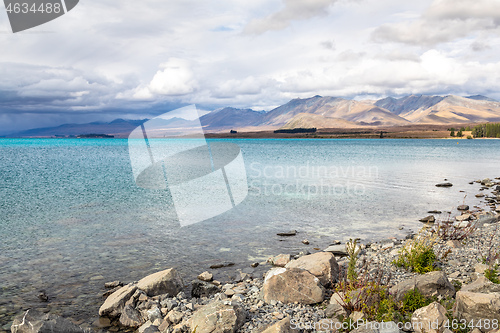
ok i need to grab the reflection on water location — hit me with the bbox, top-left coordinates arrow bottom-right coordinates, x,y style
0,138 -> 499,330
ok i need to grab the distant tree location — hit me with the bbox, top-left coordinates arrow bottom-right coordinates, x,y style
380,131 -> 384,138
465,126 -> 471,131
460,127 -> 466,131
450,129 -> 455,137
457,129 -> 463,137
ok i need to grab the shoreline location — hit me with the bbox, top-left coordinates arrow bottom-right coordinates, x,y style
4,178 -> 500,332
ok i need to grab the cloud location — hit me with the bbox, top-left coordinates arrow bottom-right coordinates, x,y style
244,0 -> 338,34
371,0 -> 500,46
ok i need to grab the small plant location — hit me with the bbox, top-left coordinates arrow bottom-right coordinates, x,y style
399,288 -> 435,317
346,238 -> 361,282
393,230 -> 439,273
451,280 -> 462,291
485,265 -> 500,284
433,218 -> 477,241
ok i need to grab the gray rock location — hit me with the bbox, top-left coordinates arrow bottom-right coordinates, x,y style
285,251 -> 339,286
411,302 -> 447,333
189,300 -> 246,333
323,244 -> 347,256
435,182 -> 453,187
262,268 -> 325,304
457,205 -> 470,211
191,280 -> 220,298
261,316 -> 299,332
390,271 -> 455,302
419,215 -> 436,223
104,281 -> 122,288
454,291 -> 500,326
10,309 -> 87,333
198,271 -> 213,282
99,283 -> 137,318
136,268 -> 184,297
268,254 -> 292,267
461,276 -> 500,293
277,230 -> 297,237
119,305 -> 143,328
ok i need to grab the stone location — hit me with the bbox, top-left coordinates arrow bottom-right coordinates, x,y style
166,310 -> 183,325
10,309 -> 86,333
323,244 -> 348,256
445,240 -> 462,248
474,263 -> 489,274
350,311 -> 365,322
277,230 -> 297,236
436,182 -> 453,187
476,194 -> 485,198
137,268 -> 184,297
191,280 -> 220,298
285,252 -> 339,286
99,284 -> 137,318
455,214 -> 471,221
411,302 -> 447,333
453,291 -> 500,325
147,307 -> 162,323
390,271 -> 455,302
158,318 -> 170,332
198,271 -> 213,282
476,212 -> 499,225
143,326 -> 160,333
138,322 -> 153,333
461,276 -> 500,293
352,321 -> 400,333
325,302 -> 347,318
119,305 -> 143,328
209,262 -> 235,269
251,262 -> 259,268
457,205 -> 470,211
428,210 -> 442,214
419,215 -> 436,223
188,300 -> 246,333
302,239 -> 310,245
268,254 -> 292,267
104,281 -> 122,288
261,317 -> 299,333
262,268 -> 325,304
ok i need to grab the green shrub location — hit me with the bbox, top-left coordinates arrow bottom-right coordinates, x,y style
466,135 -> 472,139
400,288 -> 435,317
393,230 -> 439,273
485,265 -> 500,284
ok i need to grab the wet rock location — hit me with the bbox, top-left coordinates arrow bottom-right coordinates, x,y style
136,268 -> 184,297
285,251 -> 339,286
428,210 -> 442,214
419,215 -> 436,223
104,281 -> 122,288
209,262 -> 235,269
38,291 -> 48,303
455,214 -> 471,221
302,239 -> 310,245
390,271 -> 455,302
411,302 -> 447,333
457,205 -> 470,211
251,262 -> 259,268
189,300 -> 246,333
191,280 -> 220,298
99,283 -> 137,318
262,268 -> 325,304
277,230 -> 297,237
436,182 -> 453,187
11,309 -> 86,333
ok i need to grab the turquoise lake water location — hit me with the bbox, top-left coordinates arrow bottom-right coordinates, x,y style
0,138 -> 499,329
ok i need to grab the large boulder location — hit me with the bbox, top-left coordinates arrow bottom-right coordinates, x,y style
285,252 -> 339,286
262,268 -> 325,304
189,300 -> 246,333
453,291 -> 500,327
99,283 -> 137,318
411,302 -> 447,333
136,268 -> 184,297
261,317 -> 299,333
11,309 -> 86,333
390,271 -> 455,302
461,276 -> 500,293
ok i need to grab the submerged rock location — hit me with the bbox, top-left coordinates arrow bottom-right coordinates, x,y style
436,182 -> 453,187
11,309 -> 87,333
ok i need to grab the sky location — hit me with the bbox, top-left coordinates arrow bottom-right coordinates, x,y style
1,0 -> 500,133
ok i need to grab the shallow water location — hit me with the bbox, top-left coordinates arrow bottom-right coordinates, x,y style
0,138 -> 499,330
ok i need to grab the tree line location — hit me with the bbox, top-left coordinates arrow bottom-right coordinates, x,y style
472,123 -> 500,138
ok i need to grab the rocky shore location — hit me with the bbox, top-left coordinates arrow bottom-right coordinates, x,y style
9,178 -> 500,333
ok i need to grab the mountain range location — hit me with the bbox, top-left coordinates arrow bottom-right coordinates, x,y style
6,94 -> 500,137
